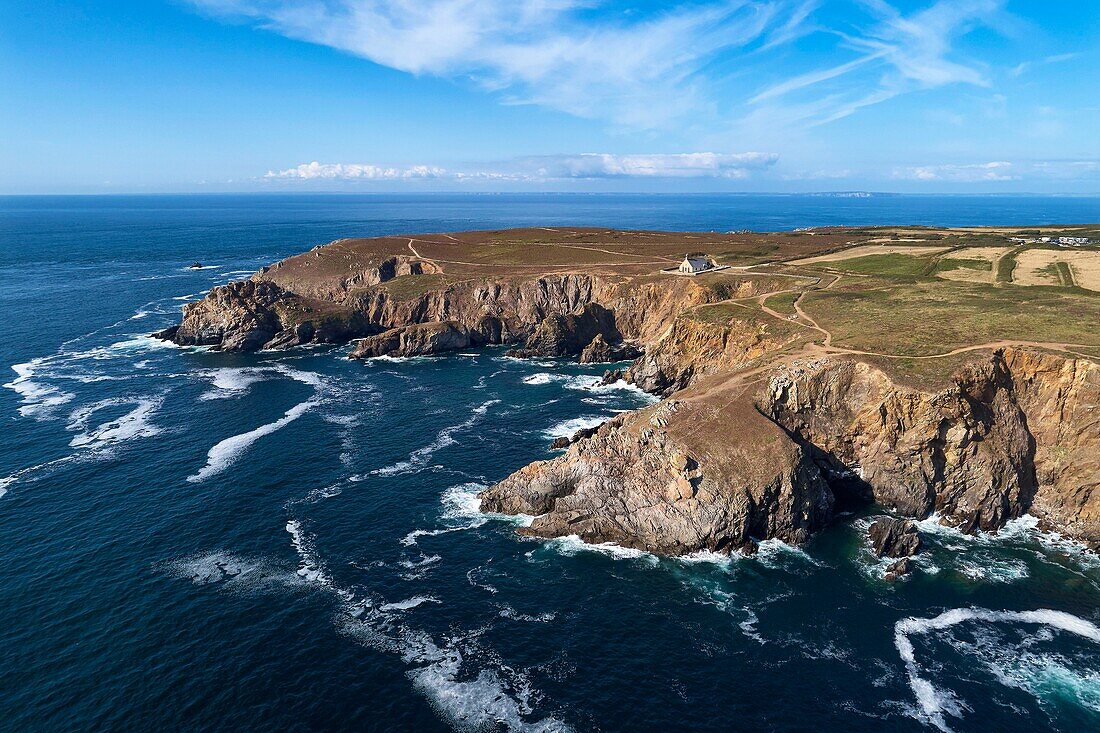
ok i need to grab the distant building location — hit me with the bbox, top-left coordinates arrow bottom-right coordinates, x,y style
1010,235 -> 1093,247
678,256 -> 715,274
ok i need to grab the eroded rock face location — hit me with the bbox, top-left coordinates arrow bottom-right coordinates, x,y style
578,334 -> 643,364
480,391 -> 835,555
164,269 -> 721,355
485,347 -> 1100,554
172,280 -> 290,351
629,316 -> 801,395
348,321 -> 472,359
868,518 -> 922,558
506,303 -> 620,359
761,349 -> 1100,548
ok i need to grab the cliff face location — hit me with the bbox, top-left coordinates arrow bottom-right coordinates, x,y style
167,263 -> 733,357
629,315 -> 802,395
480,394 -> 835,555
760,349 -> 1099,546
484,347 -> 1100,553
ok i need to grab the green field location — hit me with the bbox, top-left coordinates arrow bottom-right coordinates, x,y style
803,278 -> 1100,356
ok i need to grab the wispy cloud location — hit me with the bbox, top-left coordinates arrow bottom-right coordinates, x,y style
746,0 -> 1008,127
190,0 -> 794,129
892,161 -> 1017,182
264,152 -> 780,181
188,1 -> 1018,138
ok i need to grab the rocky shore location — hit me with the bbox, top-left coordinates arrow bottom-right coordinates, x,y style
159,229 -> 1100,555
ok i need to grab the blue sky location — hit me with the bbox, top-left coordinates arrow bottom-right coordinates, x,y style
2,0 -> 1098,193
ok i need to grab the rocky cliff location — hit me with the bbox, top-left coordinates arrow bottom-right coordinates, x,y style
760,349 -> 1099,546
162,254 -> 771,358
480,391 -> 835,555
484,347 -> 1100,553
160,232 -> 1099,555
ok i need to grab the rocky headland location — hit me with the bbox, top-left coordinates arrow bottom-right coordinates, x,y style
159,227 -> 1100,555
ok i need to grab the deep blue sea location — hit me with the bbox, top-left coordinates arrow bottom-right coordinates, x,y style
2,194 -> 1100,733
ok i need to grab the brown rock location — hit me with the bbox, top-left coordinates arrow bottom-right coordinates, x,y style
885,556 -> 912,581
868,518 -> 922,558
348,321 -> 471,359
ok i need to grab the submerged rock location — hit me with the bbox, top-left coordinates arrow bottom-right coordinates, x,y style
549,424 -> 604,451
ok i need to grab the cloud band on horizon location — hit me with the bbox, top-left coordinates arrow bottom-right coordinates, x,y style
264,153 -> 782,181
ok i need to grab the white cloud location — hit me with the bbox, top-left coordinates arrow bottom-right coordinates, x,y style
747,0 -> 1008,127
522,152 -> 778,178
190,0 -> 793,129
263,152 -> 779,182
187,0 -> 1018,137
893,161 -> 1018,182
1029,160 -> 1100,180
265,162 -> 447,179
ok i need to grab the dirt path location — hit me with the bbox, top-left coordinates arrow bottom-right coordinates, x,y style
404,245 -> 1095,363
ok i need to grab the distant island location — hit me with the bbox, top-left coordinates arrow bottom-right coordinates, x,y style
157,225 -> 1100,570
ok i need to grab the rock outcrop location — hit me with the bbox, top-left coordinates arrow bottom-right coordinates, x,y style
628,314 -> 802,395
348,321 -> 472,359
868,518 -> 922,558
578,334 -> 643,364
760,349 -> 1100,547
484,347 -> 1100,553
505,303 -> 621,359
481,390 -> 835,555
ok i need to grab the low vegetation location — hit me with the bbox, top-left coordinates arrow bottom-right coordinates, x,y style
802,278 -> 1100,356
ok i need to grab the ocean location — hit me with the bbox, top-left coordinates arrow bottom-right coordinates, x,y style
2,193 -> 1099,733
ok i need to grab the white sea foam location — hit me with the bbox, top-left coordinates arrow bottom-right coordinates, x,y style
894,607 -> 1100,732
380,596 -> 441,612
676,549 -> 738,568
955,557 -> 1030,583
0,454 -> 88,498
739,607 -> 766,645
200,368 -> 267,399
754,538 -> 821,569
372,400 -> 499,476
189,367 -> 326,481
281,520 -> 571,733
407,649 -> 573,733
522,373 -> 569,386
498,605 -> 557,623
541,415 -> 606,441
107,335 -> 181,352
68,397 -> 163,448
441,483 -> 487,524
189,397 -> 319,482
167,551 -> 305,592
4,360 -> 75,418
543,535 -> 658,564
285,519 -> 341,588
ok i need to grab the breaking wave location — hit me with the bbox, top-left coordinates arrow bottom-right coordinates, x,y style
541,415 -> 607,441
371,400 -> 499,477
5,359 -> 75,418
188,367 -> 326,482
894,607 -> 1100,732
67,397 -> 163,448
